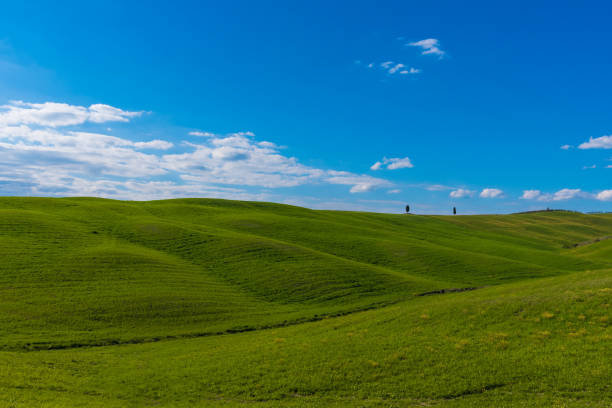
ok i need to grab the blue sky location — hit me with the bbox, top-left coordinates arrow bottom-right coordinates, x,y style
1,1 -> 612,213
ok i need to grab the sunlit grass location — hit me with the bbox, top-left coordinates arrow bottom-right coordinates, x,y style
0,197 -> 611,406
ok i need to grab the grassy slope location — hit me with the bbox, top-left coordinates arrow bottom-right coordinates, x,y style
2,268 -> 611,407
0,197 -> 611,406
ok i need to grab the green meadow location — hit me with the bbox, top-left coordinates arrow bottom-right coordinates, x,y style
1,197 -> 611,407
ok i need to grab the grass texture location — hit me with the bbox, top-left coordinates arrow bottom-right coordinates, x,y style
0,197 -> 610,406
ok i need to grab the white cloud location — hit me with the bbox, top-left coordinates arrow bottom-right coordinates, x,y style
560,144 -> 572,150
408,38 -> 445,57
349,183 -> 376,193
521,190 -> 542,200
596,190 -> 612,201
370,156 -> 413,170
0,101 -> 393,198
370,161 -> 383,170
189,131 -> 216,137
450,189 -> 475,198
236,131 -> 255,137
521,188 -> 585,201
386,157 -> 414,170
0,126 -> 170,178
33,175 -> 268,202
133,140 -> 174,150
257,141 -> 278,148
325,170 -> 392,193
582,164 -> 596,170
87,104 -> 143,124
367,62 -> 421,76
552,188 -> 583,201
578,135 -> 612,149
168,138 -> 390,192
400,68 -> 421,74
425,184 -> 453,191
388,63 -> 405,74
0,101 -> 142,127
387,189 -> 401,194
479,188 -> 503,198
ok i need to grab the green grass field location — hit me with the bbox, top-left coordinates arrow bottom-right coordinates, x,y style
1,197 -> 611,407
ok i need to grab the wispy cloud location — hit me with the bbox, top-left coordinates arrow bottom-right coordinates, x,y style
367,61 -> 421,76
408,38 -> 445,57
560,144 -> 572,150
0,101 -> 143,127
386,157 -> 414,169
370,161 -> 383,171
348,183 -> 377,193
425,184 -> 453,191
400,67 -> 421,74
189,131 -> 215,137
168,137 -> 391,193
388,63 -> 405,74
578,135 -> 612,149
520,190 -> 542,200
479,188 -> 503,198
520,188 -> 586,201
0,101 -> 393,199
551,188 -> 584,201
370,157 -> 414,170
449,188 -> 475,198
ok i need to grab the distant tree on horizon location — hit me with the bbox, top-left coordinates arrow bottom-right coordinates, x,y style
405,205 -> 410,213
453,207 -> 457,215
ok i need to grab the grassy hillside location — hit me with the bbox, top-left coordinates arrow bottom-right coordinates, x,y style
0,197 -> 611,406
3,268 -> 611,407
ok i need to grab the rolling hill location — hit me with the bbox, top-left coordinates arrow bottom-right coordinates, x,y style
0,197 -> 610,406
